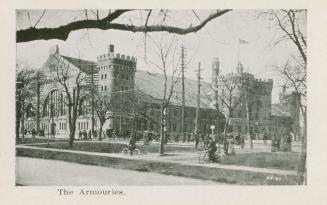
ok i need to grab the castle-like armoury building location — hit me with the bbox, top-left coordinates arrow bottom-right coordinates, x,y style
22,45 -> 298,141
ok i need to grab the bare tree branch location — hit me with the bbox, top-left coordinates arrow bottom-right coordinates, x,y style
34,10 -> 46,28
17,9 -> 231,43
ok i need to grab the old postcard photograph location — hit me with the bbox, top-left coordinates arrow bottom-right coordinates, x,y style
1,0 -> 327,204
15,8 -> 306,186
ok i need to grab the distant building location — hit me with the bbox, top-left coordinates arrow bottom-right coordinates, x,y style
274,85 -> 304,141
214,62 -> 274,139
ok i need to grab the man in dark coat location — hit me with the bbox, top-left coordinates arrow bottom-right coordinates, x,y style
223,136 -> 229,154
88,130 -> 92,140
208,137 -> 217,162
31,128 -> 36,139
128,134 -> 137,155
194,132 -> 199,149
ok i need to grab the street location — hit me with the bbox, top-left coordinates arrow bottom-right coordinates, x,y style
16,157 -> 220,186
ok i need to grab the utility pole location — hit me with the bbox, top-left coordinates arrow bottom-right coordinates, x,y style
91,64 -> 95,138
181,45 -> 186,142
243,78 -> 253,149
36,71 -> 41,135
195,62 -> 201,136
160,100 -> 167,155
212,58 -> 220,153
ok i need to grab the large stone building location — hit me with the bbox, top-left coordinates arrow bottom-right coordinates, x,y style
273,86 -> 304,141
23,45 -> 222,139
22,44 -> 301,141
212,59 -> 303,140
211,60 -> 274,139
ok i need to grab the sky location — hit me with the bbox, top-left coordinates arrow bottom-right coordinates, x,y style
16,9 -> 306,103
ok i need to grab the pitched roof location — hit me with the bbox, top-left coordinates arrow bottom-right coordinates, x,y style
56,55 -> 214,109
271,104 -> 291,118
135,70 -> 214,109
61,55 -> 98,75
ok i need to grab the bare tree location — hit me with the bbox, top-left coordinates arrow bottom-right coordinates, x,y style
146,34 -> 182,154
92,90 -> 114,141
16,66 -> 37,141
265,9 -> 307,184
53,56 -> 85,147
16,9 -> 231,43
218,74 -> 242,139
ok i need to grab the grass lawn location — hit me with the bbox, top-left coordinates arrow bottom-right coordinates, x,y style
221,152 -> 304,171
16,138 -> 68,145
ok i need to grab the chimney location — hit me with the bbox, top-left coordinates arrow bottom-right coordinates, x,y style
109,44 -> 114,54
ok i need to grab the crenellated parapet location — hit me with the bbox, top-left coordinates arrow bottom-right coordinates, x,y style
97,53 -> 137,62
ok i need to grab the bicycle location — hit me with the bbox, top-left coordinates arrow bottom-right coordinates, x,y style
198,149 -> 209,164
121,147 -> 141,155
198,149 -> 225,164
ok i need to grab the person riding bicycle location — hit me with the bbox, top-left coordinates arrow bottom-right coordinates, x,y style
207,137 -> 217,162
128,134 -> 137,155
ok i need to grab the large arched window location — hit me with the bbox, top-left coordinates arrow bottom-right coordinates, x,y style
43,90 -> 66,117
79,96 -> 91,116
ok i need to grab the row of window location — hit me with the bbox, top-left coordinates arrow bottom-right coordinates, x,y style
98,64 -> 134,73
41,123 -> 48,131
59,122 -> 67,130
120,86 -> 130,91
100,73 -> 132,81
101,85 -> 108,91
101,84 -> 134,91
78,121 -> 89,130
101,73 -> 107,79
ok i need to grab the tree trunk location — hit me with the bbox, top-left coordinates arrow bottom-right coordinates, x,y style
21,102 -> 25,141
69,131 -> 74,147
223,116 -> 229,139
245,91 -> 253,149
16,113 -> 21,141
159,105 -> 165,155
297,100 -> 307,185
99,121 -> 104,141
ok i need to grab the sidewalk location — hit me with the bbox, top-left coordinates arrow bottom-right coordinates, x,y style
16,144 -> 297,176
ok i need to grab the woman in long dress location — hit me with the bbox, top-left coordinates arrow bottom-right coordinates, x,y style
228,138 -> 236,155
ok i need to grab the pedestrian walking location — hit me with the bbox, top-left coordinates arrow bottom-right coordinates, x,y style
88,129 -> 92,140
83,130 -> 87,140
208,137 -> 217,162
223,136 -> 229,154
31,128 -> 36,139
287,132 -> 292,152
228,138 -> 235,155
240,134 -> 245,149
94,130 -> 98,139
263,131 -> 268,145
195,132 -> 199,149
50,122 -> 56,139
128,134 -> 137,155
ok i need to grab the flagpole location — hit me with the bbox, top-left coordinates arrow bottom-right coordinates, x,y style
237,38 -> 240,66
